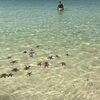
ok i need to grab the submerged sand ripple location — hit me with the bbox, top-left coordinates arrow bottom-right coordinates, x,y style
0,44 -> 100,100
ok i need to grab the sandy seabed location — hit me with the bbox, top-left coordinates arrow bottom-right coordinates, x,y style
0,43 -> 100,100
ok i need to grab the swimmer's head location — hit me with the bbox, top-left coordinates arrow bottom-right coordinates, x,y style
59,1 -> 61,3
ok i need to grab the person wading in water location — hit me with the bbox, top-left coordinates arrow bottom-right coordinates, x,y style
57,1 -> 64,11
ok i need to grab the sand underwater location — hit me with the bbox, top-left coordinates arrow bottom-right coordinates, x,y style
0,0 -> 100,100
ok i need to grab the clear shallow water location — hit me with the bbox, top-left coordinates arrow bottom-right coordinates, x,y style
0,0 -> 100,100
0,0 -> 100,57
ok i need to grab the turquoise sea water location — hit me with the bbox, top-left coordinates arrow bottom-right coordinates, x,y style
0,0 -> 100,53
0,0 -> 100,100
0,0 -> 100,64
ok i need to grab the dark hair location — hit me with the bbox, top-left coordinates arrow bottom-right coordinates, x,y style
59,1 -> 61,3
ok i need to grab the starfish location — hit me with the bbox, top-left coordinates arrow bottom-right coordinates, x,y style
7,73 -> 13,77
0,73 -> 7,78
66,53 -> 69,56
36,45 -> 40,48
7,56 -> 12,59
48,56 -> 53,60
27,72 -> 32,76
29,49 -> 35,57
37,62 -> 42,66
10,60 -> 17,64
23,51 -> 27,53
55,55 -> 60,58
44,61 -> 49,68
24,65 -> 31,70
11,68 -> 19,72
60,62 -> 66,66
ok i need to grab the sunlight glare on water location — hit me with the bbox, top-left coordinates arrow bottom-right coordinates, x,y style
0,0 -> 100,100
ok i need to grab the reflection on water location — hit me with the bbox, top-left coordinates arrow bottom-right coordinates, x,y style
57,10 -> 64,15
0,0 -> 100,100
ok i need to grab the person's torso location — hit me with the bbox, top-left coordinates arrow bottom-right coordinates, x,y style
58,4 -> 63,8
